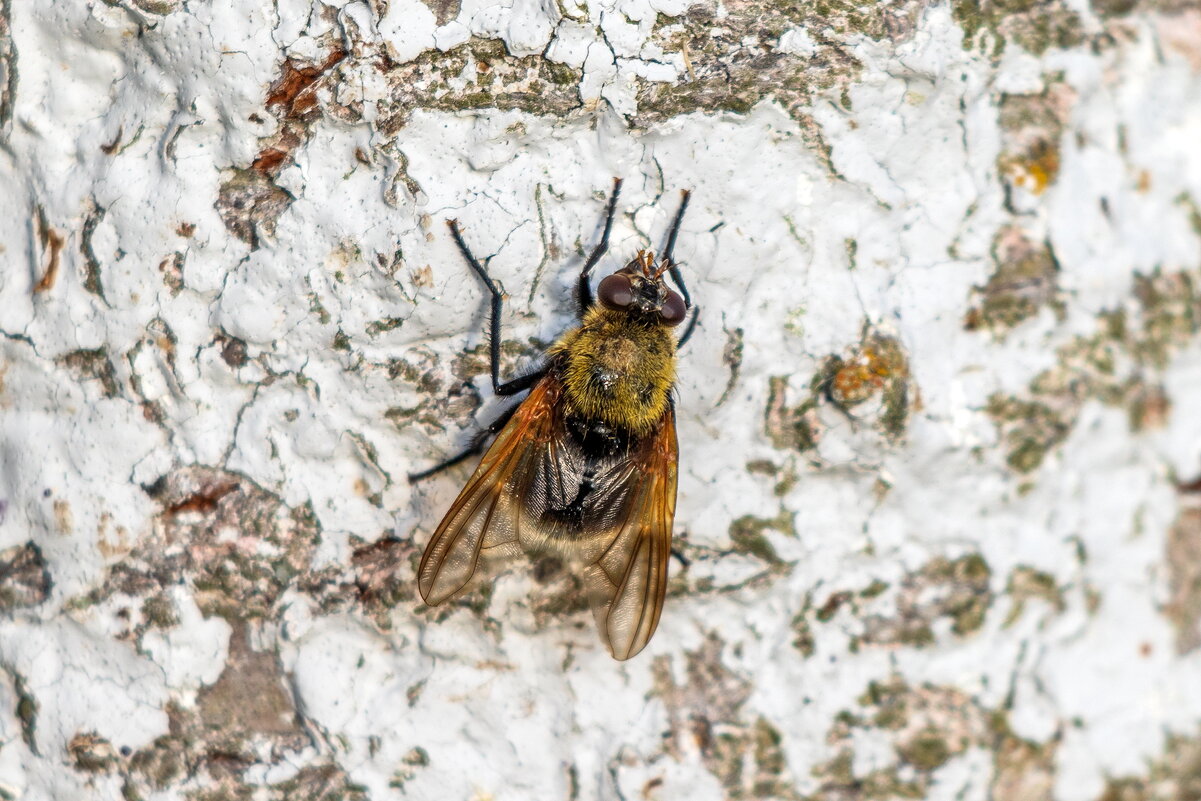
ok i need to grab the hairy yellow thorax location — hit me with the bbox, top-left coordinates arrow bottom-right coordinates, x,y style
549,305 -> 677,435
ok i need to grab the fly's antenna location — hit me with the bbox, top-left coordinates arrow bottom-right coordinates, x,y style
636,250 -> 656,276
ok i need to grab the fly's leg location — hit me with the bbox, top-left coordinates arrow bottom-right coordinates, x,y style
407,401 -> 523,482
411,221 -> 549,483
661,189 -> 693,309
676,306 -> 700,350
446,220 -> 546,396
661,189 -> 699,350
576,178 -> 624,317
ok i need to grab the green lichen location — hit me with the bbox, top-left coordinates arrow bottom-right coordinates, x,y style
365,317 -> 403,336
132,0 -> 180,13
1177,193 -> 1201,237
1004,565 -> 1065,626
965,226 -> 1064,333
651,636 -> 802,798
634,0 -> 928,132
988,268 -> 1201,473
942,554 -> 993,635
390,746 -> 431,789
767,326 -> 915,452
987,395 -> 1071,473
68,732 -> 118,773
764,375 -> 819,452
899,730 -> 952,770
728,509 -> 794,565
791,597 -> 816,657
952,0 -> 1085,56
812,676 -> 1060,800
374,37 -> 583,135
14,673 -> 38,755
860,676 -> 913,730
140,592 -> 179,629
861,553 -> 993,645
1097,729 -> 1201,801
261,764 -> 369,801
860,579 -> 889,599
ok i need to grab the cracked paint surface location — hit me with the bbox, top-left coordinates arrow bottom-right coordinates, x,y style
1,0 -> 1201,799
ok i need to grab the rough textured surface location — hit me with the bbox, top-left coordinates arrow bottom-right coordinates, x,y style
1,1 -> 1201,799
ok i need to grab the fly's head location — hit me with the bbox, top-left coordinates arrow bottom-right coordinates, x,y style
597,250 -> 687,327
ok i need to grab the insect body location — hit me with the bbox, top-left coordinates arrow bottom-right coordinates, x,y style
412,180 -> 695,660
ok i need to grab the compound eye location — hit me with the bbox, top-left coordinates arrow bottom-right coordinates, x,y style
598,274 -> 634,309
660,290 -> 687,326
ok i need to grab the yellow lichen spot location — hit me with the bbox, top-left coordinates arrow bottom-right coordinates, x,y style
1002,142 -> 1060,196
830,347 -> 892,405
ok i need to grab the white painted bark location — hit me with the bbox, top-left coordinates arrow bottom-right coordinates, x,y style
2,1 -> 1201,799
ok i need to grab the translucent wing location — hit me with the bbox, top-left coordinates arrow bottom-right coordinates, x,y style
582,405 -> 678,660
417,379 -> 559,605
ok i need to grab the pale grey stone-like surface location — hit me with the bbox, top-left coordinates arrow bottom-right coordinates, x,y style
2,1 -> 1201,799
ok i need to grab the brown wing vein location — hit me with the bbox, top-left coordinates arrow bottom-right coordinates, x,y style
418,380 -> 555,605
586,405 -> 678,660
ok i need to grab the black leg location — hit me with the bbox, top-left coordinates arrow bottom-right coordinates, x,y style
676,305 -> 699,350
576,178 -> 623,316
446,220 -> 547,396
662,189 -> 692,309
408,400 -> 522,483
495,367 -> 547,397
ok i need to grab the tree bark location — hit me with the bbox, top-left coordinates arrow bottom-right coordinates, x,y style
2,1 -> 1201,799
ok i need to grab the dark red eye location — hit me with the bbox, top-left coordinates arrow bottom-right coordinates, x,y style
660,290 -> 687,326
598,274 -> 633,309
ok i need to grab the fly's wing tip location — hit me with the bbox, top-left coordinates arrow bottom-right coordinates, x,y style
418,566 -> 465,607
417,576 -> 441,606
606,636 -> 648,661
